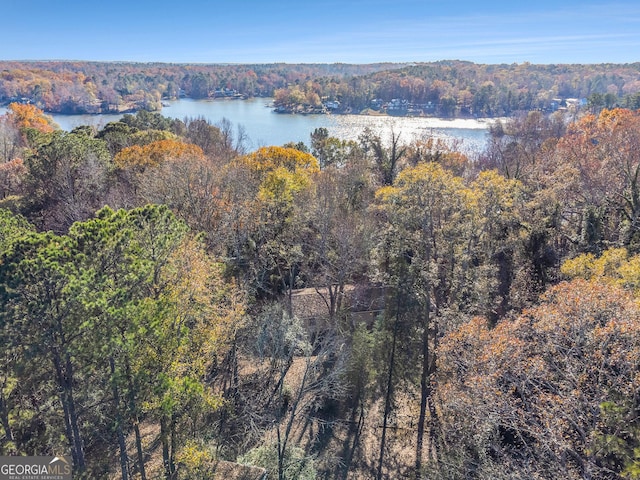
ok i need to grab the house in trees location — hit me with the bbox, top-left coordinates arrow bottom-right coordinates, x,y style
323,100 -> 340,110
387,98 -> 409,114
291,284 -> 387,334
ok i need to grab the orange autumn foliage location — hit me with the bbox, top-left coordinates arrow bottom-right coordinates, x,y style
438,279 -> 640,478
114,139 -> 205,170
546,108 -> 640,247
7,103 -> 56,133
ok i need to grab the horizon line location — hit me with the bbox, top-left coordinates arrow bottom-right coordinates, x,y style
1,59 -> 640,67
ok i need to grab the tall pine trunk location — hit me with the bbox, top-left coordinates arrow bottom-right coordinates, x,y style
377,289 -> 401,480
170,413 -> 177,478
125,359 -> 147,480
65,354 -> 85,472
161,415 -> 172,479
110,357 -> 129,480
415,304 -> 430,479
52,351 -> 85,472
0,382 -> 14,445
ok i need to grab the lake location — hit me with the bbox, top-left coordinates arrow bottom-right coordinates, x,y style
0,98 -> 492,154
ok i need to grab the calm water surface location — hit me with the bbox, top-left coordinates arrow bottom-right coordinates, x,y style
1,98 -> 491,153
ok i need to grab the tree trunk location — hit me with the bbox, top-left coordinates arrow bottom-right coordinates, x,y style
428,395 -> 439,461
428,317 -> 440,462
110,357 -> 129,480
53,354 -> 77,468
133,422 -> 146,480
125,360 -> 147,480
377,290 -> 401,480
0,380 -> 14,445
161,415 -> 171,480
169,413 -> 177,479
342,398 -> 366,480
276,351 -> 314,480
415,303 -> 430,480
277,426 -> 286,480
266,354 -> 293,409
336,283 -> 345,317
52,351 -> 85,472
231,335 -> 239,405
65,354 -> 86,472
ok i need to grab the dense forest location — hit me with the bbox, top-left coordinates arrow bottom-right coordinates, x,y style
2,60 -> 640,117
0,62 -> 403,114
1,100 -> 640,480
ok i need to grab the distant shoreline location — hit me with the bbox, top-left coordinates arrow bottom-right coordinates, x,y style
1,97 -> 500,121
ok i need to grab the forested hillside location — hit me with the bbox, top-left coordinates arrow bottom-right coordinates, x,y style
2,61 -> 640,117
1,101 -> 640,479
0,62 -> 404,114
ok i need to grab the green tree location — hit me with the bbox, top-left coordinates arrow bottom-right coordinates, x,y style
121,110 -> 179,132
1,205 -> 238,478
0,230 -> 88,471
0,210 -> 35,454
468,170 -> 526,322
310,127 -> 361,169
360,128 -> 407,186
69,205 -> 235,479
23,129 -> 112,231
96,121 -> 136,157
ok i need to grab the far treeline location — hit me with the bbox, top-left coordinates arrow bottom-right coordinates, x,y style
2,60 -> 640,116
2,102 -> 640,480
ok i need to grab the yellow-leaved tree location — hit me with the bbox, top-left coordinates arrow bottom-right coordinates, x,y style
561,247 -> 640,294
221,146 -> 319,302
113,138 -> 206,203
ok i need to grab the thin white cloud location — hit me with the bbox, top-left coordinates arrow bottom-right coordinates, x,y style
261,3 -> 640,64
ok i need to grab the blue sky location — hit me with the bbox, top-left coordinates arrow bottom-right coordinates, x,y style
2,0 -> 639,64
